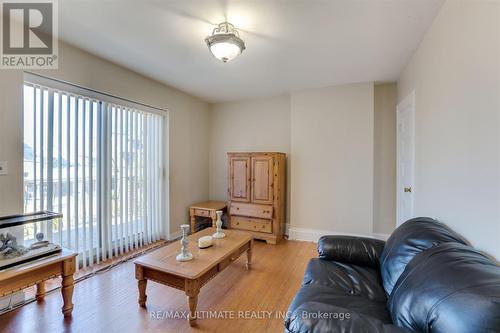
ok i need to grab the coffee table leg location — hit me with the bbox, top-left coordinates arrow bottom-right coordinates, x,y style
246,239 -> 253,270
36,281 -> 46,302
185,279 -> 199,326
61,274 -> 74,317
61,257 -> 76,317
136,265 -> 147,307
138,279 -> 147,307
187,294 -> 198,326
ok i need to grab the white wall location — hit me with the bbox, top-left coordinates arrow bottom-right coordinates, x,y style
398,0 -> 500,259
0,71 -> 24,215
209,95 -> 291,222
374,83 -> 397,234
0,41 -> 210,236
208,83 -> 397,240
289,83 -> 375,237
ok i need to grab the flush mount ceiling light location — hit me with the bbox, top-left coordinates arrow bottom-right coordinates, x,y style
205,22 -> 246,63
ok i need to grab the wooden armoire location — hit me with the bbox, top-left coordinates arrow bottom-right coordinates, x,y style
227,152 -> 286,244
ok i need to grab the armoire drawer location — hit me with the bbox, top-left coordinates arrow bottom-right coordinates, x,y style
230,202 -> 273,219
231,216 -> 272,234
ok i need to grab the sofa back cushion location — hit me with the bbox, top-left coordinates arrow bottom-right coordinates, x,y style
317,235 -> 386,268
387,243 -> 500,333
379,217 -> 467,295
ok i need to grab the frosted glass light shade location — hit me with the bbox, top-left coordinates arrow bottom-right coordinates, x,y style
209,41 -> 242,63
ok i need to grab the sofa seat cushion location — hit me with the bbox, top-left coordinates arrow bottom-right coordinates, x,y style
285,301 -> 408,333
303,258 -> 387,302
288,284 -> 392,322
286,284 -> 408,333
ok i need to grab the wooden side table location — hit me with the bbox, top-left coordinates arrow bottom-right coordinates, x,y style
189,201 -> 227,233
0,248 -> 77,317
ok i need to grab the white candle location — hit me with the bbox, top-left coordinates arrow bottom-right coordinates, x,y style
198,235 -> 214,248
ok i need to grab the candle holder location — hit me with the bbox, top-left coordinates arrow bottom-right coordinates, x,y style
212,210 -> 226,239
176,224 -> 193,262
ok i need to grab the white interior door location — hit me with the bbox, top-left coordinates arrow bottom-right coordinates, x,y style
396,91 -> 415,226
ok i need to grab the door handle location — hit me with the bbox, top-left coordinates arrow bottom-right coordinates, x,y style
404,187 -> 412,193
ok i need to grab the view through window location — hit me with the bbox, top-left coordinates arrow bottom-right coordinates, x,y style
23,79 -> 166,268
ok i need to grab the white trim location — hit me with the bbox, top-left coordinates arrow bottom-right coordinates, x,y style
372,232 -> 391,240
396,90 -> 416,226
284,223 -> 290,236
288,227 -> 389,243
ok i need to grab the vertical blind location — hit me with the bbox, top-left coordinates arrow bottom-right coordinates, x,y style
23,82 -> 165,269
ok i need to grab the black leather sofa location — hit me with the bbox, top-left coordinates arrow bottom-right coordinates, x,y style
285,217 -> 500,333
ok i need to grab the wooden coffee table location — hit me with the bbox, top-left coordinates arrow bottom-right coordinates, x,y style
134,228 -> 253,326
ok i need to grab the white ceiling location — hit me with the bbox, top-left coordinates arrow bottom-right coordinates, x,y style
58,0 -> 444,103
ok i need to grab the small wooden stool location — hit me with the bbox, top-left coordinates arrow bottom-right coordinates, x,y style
189,201 -> 227,233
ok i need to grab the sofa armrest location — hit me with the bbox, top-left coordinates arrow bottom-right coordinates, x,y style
317,235 -> 386,268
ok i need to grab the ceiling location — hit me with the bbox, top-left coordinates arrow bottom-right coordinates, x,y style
58,0 -> 444,103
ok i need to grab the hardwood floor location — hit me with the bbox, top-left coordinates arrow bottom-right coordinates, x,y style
0,239 -> 316,333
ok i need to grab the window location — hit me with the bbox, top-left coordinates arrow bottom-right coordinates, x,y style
23,74 -> 167,269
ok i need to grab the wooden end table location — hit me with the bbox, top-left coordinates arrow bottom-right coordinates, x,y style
134,228 -> 253,326
0,248 -> 77,317
189,200 -> 227,232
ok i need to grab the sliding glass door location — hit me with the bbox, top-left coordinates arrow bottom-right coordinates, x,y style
23,80 -> 166,268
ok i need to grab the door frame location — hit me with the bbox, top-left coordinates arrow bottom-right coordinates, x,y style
396,90 -> 416,226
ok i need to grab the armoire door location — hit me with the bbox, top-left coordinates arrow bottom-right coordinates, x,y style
251,156 -> 274,205
229,156 -> 251,202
